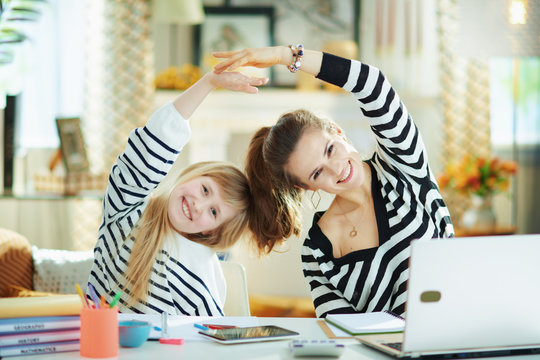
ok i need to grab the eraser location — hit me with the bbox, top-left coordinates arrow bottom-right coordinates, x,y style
159,338 -> 184,345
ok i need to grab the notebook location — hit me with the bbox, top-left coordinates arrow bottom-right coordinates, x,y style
356,234 -> 540,359
325,311 -> 404,336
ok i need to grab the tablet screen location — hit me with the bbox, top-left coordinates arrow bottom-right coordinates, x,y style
199,325 -> 299,343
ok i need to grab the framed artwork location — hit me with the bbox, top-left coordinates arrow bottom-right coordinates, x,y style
56,117 -> 89,174
230,0 -> 360,86
193,6 -> 275,83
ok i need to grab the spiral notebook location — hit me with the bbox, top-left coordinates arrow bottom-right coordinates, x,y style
325,311 -> 404,336
356,234 -> 540,359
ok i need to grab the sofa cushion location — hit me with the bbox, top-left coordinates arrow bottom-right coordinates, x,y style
0,229 -> 33,297
32,246 -> 94,294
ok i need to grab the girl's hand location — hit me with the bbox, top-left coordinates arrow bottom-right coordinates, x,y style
209,71 -> 269,94
213,46 -> 290,74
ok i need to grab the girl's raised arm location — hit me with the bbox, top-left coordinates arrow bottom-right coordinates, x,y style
172,71 -> 268,120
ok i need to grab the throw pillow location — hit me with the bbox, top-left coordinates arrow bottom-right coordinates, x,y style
0,228 -> 33,297
32,246 -> 94,294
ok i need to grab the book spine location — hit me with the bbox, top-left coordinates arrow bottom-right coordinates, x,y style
0,341 -> 79,357
0,330 -> 80,347
0,320 -> 80,335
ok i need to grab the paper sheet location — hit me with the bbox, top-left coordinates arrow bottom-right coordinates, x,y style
118,314 -> 259,341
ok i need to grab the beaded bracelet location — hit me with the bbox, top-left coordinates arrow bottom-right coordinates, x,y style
288,44 -> 304,73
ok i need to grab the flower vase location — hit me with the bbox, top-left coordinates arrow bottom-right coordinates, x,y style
460,195 -> 496,232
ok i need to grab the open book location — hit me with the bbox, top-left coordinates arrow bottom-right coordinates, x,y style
325,311 -> 405,336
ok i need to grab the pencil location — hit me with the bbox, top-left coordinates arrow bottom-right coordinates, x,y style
109,291 -> 122,308
75,283 -> 89,308
87,283 -> 101,309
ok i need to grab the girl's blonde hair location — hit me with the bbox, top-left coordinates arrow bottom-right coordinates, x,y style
123,161 -> 251,305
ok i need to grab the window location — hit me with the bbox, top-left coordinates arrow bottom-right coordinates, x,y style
490,58 -> 540,147
17,0 -> 86,149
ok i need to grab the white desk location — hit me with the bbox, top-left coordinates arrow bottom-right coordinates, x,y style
11,317 -> 383,360
12,317 -> 540,360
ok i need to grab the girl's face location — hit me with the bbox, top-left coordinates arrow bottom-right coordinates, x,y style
284,128 -> 367,194
168,176 -> 239,235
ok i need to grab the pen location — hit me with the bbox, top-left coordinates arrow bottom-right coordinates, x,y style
202,324 -> 237,330
87,283 -> 101,309
109,291 -> 122,308
161,312 -> 168,338
193,323 -> 209,331
75,283 -> 89,308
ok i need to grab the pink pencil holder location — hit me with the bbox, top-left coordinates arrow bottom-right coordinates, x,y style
80,306 -> 118,358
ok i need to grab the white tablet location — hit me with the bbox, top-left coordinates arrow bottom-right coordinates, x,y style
198,325 -> 299,344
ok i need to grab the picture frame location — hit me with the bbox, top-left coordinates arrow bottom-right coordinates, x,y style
55,117 -> 89,174
193,6 -> 275,83
230,0 -> 360,87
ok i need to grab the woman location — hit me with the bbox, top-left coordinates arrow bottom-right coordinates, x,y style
214,45 -> 454,317
87,71 -> 268,315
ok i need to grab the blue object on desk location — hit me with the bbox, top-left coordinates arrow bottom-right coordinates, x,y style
193,323 -> 209,331
119,321 -> 152,347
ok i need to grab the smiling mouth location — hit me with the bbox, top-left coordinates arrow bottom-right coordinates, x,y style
337,161 -> 353,183
182,197 -> 192,220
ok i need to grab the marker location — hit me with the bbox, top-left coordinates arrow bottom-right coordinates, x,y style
100,294 -> 107,308
87,283 -> 101,309
109,291 -> 122,308
193,323 -> 209,331
75,283 -> 89,308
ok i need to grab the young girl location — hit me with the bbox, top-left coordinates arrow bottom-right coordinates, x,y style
87,71 -> 268,315
214,46 -> 454,318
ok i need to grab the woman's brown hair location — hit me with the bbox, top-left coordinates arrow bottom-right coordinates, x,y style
245,109 -> 334,253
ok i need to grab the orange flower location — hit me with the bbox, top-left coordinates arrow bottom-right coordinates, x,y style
437,154 -> 517,196
500,160 -> 518,174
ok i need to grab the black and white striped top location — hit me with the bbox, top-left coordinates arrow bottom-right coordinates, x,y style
302,53 -> 454,318
87,103 -> 226,316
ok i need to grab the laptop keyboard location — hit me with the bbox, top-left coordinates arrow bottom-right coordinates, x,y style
383,342 -> 403,351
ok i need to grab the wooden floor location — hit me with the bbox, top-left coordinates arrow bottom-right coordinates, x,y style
249,294 -> 316,318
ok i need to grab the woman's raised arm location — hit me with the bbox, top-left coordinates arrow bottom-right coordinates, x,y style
213,46 -> 324,78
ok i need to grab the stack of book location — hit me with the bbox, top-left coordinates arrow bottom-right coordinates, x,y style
0,295 -> 82,358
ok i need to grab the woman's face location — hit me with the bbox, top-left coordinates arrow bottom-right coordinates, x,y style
168,176 -> 239,235
284,128 -> 367,194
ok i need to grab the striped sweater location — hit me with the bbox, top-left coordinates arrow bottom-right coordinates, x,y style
302,53 -> 454,318
87,102 -> 226,316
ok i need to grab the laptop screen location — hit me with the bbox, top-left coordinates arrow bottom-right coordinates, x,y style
403,234 -> 540,354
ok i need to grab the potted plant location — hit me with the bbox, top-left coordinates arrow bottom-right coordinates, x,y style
437,155 -> 518,231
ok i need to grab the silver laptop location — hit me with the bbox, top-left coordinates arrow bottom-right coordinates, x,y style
357,234 -> 540,359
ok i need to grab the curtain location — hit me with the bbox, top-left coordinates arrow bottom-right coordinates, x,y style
437,0 -> 492,224
84,0 -> 154,175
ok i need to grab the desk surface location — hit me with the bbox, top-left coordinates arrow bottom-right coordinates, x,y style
10,317 -> 381,360
12,317 -> 540,360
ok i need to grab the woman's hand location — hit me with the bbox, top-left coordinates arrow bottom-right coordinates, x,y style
209,71 -> 269,94
213,46 -> 290,74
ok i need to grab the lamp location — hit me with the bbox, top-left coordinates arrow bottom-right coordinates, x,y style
152,0 -> 205,66
457,0 -> 540,228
